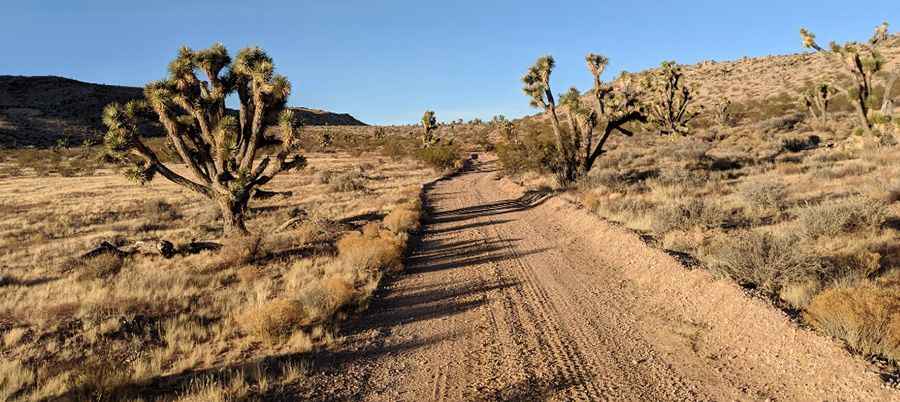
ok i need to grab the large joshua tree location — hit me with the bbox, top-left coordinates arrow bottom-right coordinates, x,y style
522,53 -> 646,185
103,44 -> 305,235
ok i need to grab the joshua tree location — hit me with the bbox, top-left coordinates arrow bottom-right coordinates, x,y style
320,130 -> 333,151
800,83 -> 837,125
870,21 -> 890,45
421,110 -> 438,147
643,61 -> 701,135
713,98 -> 734,127
800,28 -> 824,52
522,53 -> 646,185
830,42 -> 884,133
492,115 -> 517,144
373,126 -> 386,141
103,44 -> 305,235
800,27 -> 888,134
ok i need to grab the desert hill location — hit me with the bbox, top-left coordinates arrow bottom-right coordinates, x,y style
0,75 -> 366,148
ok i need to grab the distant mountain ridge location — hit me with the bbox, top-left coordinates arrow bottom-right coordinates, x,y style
0,75 -> 366,148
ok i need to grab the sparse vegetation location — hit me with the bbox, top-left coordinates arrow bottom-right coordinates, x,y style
0,152 -> 432,400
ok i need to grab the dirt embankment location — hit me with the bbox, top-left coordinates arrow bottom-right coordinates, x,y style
302,155 -> 895,401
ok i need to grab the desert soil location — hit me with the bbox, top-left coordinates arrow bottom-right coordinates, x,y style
305,155 -> 896,401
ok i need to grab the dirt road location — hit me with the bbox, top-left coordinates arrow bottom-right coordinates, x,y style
307,156 -> 895,401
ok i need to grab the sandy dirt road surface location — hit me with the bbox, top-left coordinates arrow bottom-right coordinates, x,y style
304,156 -> 895,401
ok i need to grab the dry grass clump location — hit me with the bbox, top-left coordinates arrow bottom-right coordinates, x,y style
704,230 -> 823,296
805,284 -> 900,361
794,196 -> 888,239
0,360 -> 35,401
204,235 -> 262,270
74,253 -> 125,281
337,223 -> 405,273
237,196 -> 421,344
383,198 -> 423,234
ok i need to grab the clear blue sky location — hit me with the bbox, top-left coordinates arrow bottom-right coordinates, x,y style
1,1 -> 897,125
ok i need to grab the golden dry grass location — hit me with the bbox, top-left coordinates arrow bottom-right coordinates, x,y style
0,151 -> 433,400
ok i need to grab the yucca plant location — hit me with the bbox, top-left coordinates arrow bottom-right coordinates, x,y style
103,44 -> 305,235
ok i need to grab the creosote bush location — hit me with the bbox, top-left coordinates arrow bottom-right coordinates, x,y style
704,231 -> 823,296
415,143 -> 463,171
794,196 -> 888,239
651,198 -> 726,234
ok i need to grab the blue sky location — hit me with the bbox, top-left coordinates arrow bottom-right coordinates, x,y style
1,1 -> 897,125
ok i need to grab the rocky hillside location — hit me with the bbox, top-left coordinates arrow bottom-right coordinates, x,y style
0,76 -> 365,148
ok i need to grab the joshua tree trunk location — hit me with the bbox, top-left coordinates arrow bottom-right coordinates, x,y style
217,193 -> 250,235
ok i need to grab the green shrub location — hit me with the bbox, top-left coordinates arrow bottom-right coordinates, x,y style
415,144 -> 462,171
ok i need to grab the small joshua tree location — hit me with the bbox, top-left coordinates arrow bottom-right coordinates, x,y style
373,126 -> 386,141
800,83 -> 837,125
522,53 -> 646,185
800,28 -> 824,52
492,115 -> 517,144
421,110 -> 438,147
714,98 -> 734,127
642,61 -> 701,135
870,21 -> 890,45
320,127 -> 333,151
103,44 -> 304,235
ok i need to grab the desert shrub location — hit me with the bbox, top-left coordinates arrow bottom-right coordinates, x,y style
794,196 -> 888,239
738,179 -> 788,212
704,230 -> 823,295
651,198 -> 726,234
811,161 -> 876,180
812,149 -> 856,163
495,135 -> 557,175
656,166 -> 707,187
143,199 -> 180,222
415,143 -> 462,171
382,138 -> 415,161
75,253 -> 125,281
330,171 -> 367,192
781,134 -> 820,152
804,284 -> 900,361
759,113 -> 805,133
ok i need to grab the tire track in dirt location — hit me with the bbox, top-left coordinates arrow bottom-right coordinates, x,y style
318,155 -> 896,401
